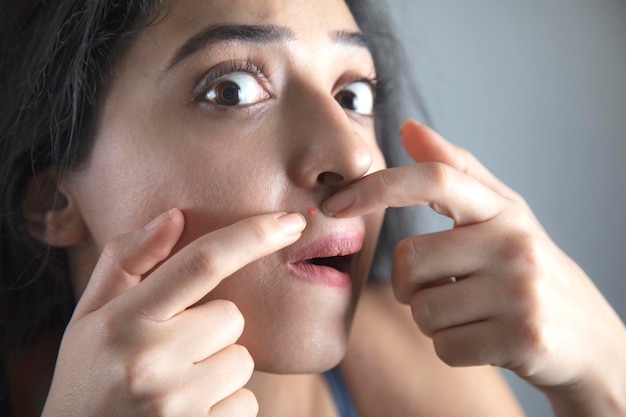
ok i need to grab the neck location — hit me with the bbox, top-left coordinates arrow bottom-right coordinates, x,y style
246,370 -> 338,417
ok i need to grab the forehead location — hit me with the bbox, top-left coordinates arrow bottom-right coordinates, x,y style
150,0 -> 360,47
116,0 -> 364,80
169,0 -> 358,27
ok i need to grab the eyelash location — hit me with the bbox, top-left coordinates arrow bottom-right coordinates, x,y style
334,74 -> 381,119
370,76 -> 388,108
342,75 -> 379,98
194,58 -> 383,115
195,58 -> 268,99
212,59 -> 265,81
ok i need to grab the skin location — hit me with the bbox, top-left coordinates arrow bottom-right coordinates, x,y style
325,120 -> 626,416
43,0 -> 387,415
63,0 -> 385,373
23,0 -> 625,416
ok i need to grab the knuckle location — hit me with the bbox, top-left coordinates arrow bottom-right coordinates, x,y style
122,348 -> 164,399
393,237 -> 417,270
410,293 -> 435,336
208,388 -> 259,417
424,163 -> 456,216
378,168 -> 393,191
237,388 -> 260,416
502,232 -> 544,282
517,319 -> 545,353
506,319 -> 548,377
432,336 -> 459,366
227,344 -> 255,374
455,145 -> 473,163
391,238 -> 421,302
432,332 -> 491,368
247,218 -> 272,246
181,244 -> 221,278
427,162 -> 454,192
143,399 -> 171,417
213,299 -> 245,333
507,295 -> 546,349
101,234 -> 127,261
508,189 -> 528,207
397,237 -> 427,276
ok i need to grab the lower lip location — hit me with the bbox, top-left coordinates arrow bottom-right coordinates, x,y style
288,262 -> 352,289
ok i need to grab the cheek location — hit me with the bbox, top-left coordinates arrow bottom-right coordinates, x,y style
370,140 -> 387,173
68,131 -> 289,252
356,209 -> 385,283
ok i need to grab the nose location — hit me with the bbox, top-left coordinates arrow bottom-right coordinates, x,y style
282,85 -> 375,192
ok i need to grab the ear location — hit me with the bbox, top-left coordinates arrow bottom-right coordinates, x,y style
22,171 -> 86,248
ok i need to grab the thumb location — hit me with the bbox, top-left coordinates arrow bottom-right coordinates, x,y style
400,119 -> 519,200
71,209 -> 185,320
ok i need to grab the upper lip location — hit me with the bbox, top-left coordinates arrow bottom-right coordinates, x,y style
288,233 -> 365,267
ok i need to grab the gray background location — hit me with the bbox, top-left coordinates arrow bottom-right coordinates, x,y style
387,1 -> 626,416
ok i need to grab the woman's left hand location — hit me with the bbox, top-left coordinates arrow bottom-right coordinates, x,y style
322,120 -> 626,413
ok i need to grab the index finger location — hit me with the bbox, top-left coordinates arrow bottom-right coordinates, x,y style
322,163 -> 506,226
126,212 -> 306,321
401,119 -> 523,204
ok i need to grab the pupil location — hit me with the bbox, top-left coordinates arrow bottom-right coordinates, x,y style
217,81 -> 241,105
338,92 -> 356,110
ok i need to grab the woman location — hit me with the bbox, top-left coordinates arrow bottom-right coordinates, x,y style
1,0 -> 624,416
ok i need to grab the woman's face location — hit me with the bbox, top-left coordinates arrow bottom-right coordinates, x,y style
65,0 -> 386,373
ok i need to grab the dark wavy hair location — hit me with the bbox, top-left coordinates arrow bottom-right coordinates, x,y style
0,0 -> 426,384
0,0 -> 168,363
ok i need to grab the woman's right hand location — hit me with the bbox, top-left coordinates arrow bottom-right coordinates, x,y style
41,209 -> 306,417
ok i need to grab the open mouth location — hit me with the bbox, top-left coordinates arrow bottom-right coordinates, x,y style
288,233 -> 363,288
301,254 -> 355,274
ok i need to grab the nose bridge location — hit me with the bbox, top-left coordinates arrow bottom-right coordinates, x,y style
283,80 -> 374,190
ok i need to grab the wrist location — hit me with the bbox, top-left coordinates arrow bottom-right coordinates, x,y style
541,366 -> 626,417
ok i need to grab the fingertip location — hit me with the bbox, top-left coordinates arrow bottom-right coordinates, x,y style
399,120 -> 457,165
72,209 -> 187,319
128,208 -> 185,274
399,118 -> 422,136
321,186 -> 358,217
276,212 -> 307,236
143,208 -> 181,231
400,119 -> 428,160
167,207 -> 185,231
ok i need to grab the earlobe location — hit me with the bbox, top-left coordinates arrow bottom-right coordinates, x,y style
22,174 -> 86,248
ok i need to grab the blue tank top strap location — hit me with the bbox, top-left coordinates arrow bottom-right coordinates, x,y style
323,366 -> 360,417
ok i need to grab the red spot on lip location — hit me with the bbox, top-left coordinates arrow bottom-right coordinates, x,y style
307,206 -> 317,216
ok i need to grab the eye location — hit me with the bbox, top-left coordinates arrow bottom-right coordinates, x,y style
334,80 -> 375,116
205,73 -> 270,106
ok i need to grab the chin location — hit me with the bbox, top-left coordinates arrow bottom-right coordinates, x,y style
241,317 -> 353,375
252,344 -> 348,375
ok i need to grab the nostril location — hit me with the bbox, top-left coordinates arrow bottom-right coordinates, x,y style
316,171 -> 345,186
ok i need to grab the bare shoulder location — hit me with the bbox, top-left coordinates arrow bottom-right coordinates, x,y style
342,281 -> 526,417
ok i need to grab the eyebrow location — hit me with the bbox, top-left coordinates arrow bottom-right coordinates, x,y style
166,24 -> 369,71
333,30 -> 369,48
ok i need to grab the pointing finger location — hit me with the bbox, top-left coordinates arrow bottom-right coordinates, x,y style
322,162 -> 507,227
128,212 -> 306,321
400,119 -> 522,202
72,209 -> 185,320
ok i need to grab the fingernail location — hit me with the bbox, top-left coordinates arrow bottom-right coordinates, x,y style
144,210 -> 175,231
399,118 -> 421,135
277,213 -> 306,235
322,186 -> 357,216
